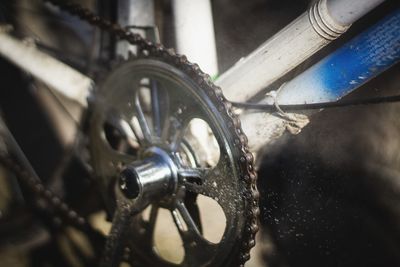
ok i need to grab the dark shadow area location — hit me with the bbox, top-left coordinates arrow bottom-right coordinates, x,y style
258,64 -> 400,267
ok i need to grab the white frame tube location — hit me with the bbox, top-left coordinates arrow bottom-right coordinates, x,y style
216,0 -> 385,102
0,30 -> 93,107
172,0 -> 219,77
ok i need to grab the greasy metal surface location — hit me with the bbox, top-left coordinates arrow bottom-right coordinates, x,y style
0,0 -> 259,266
89,57 -> 258,266
0,153 -> 88,230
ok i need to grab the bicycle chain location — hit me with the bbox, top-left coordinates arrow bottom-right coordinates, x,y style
0,152 -> 88,229
0,1 -> 260,266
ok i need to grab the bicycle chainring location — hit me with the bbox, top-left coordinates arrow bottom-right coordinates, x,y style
0,1 -> 261,266
88,53 -> 259,267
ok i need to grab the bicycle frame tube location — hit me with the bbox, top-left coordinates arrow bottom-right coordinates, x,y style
241,9 -> 400,153
0,28 -> 93,108
216,0 -> 385,102
275,9 -> 400,105
116,0 -> 155,57
0,2 -> 397,160
172,0 -> 219,77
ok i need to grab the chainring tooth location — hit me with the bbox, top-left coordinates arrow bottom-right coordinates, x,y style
89,54 -> 259,266
0,1 -> 261,266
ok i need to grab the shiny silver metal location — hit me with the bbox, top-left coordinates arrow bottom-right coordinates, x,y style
89,57 -> 257,267
117,147 -> 178,204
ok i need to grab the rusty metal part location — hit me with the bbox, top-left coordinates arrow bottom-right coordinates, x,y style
89,57 -> 259,266
0,152 -> 88,230
0,0 -> 260,266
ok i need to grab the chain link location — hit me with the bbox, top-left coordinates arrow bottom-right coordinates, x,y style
0,1 -> 260,266
0,152 -> 87,228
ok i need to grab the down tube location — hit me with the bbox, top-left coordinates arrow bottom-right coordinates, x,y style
276,8 -> 400,105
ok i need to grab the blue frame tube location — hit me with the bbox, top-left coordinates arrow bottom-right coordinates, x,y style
276,9 -> 400,105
